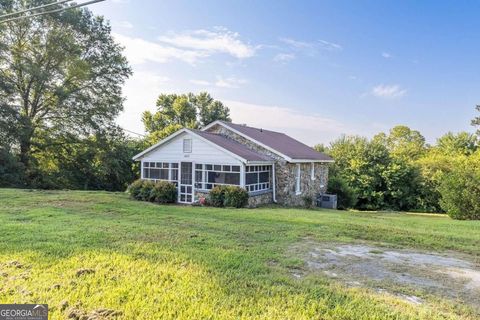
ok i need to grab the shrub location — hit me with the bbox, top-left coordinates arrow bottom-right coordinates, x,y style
208,185 -> 227,207
208,185 -> 249,208
151,181 -> 177,203
127,179 -> 156,201
127,179 -> 145,200
139,180 -> 156,201
224,186 -> 249,208
302,194 -> 315,209
327,174 -> 358,210
438,155 -> 480,220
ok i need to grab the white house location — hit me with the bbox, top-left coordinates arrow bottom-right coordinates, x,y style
132,121 -> 333,206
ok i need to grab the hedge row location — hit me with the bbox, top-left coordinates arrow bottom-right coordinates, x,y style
127,180 -> 249,208
127,179 -> 177,203
208,185 -> 249,208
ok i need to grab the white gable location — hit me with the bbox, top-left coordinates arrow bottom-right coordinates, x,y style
141,131 -> 242,165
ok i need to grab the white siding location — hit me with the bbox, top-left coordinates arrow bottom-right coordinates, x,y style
141,132 -> 242,165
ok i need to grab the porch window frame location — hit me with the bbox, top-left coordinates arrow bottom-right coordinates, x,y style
194,163 -> 241,191
142,161 -> 179,185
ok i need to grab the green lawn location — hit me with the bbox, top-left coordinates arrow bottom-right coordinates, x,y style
0,189 -> 479,319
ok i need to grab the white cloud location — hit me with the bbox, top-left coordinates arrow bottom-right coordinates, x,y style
371,84 -> 407,98
190,79 -> 211,86
279,37 -> 342,57
273,53 -> 295,62
157,27 -> 256,59
113,33 -> 207,65
224,100 -> 357,145
189,76 -> 247,89
381,52 -> 392,59
114,21 -> 133,29
318,39 -> 343,51
215,76 -> 247,88
279,37 -> 314,49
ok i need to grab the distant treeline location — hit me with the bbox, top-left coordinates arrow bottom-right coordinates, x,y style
317,113 -> 480,220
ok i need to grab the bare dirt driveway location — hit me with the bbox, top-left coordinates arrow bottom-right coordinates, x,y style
291,241 -> 480,312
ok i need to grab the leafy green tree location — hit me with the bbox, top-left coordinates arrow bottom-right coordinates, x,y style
326,127 -> 430,212
381,159 -> 422,211
189,92 -> 231,126
438,152 -> 480,220
0,0 -> 131,178
328,135 -> 390,210
436,132 -> 477,156
472,104 -> 480,134
34,128 -> 143,191
313,144 -> 326,153
326,167 -> 358,209
142,92 -> 231,143
0,147 -> 24,187
375,125 -> 427,161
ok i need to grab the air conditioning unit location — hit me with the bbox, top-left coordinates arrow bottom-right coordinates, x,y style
317,194 -> 337,209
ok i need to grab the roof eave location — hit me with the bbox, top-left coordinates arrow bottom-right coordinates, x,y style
245,160 -> 275,164
289,159 -> 335,163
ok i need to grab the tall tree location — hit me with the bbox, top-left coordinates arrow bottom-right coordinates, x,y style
472,104 -> 480,134
436,132 -> 478,156
0,0 -> 131,177
142,92 -> 231,143
33,127 -> 143,191
374,125 -> 426,161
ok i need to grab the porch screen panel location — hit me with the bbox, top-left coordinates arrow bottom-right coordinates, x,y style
195,164 -> 241,190
143,162 -> 179,185
245,165 -> 272,192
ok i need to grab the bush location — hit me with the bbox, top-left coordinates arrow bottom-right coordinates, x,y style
438,155 -> 480,220
208,185 -> 227,207
127,179 -> 145,200
302,194 -> 315,209
224,186 -> 249,208
327,175 -> 358,210
208,185 -> 249,208
139,180 -> 156,201
151,180 -> 177,203
127,179 -> 156,201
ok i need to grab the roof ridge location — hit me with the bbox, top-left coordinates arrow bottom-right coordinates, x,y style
220,120 -> 285,135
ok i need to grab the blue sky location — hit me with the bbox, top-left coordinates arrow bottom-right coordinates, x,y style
91,0 -> 480,145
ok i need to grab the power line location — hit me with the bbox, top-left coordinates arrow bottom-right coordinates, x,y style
0,0 -> 74,20
120,127 -> 147,138
0,0 -> 106,24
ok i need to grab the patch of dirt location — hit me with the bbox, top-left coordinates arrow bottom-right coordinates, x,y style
6,260 -> 23,268
291,242 -> 480,309
75,268 -> 95,277
66,305 -> 122,320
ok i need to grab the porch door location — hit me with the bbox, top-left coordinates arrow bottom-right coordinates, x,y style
179,162 -> 193,203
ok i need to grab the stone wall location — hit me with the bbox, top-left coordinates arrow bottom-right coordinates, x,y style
206,123 -> 329,207
194,189 -> 273,207
276,162 -> 328,206
247,191 -> 273,207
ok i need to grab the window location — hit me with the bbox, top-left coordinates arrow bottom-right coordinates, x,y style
311,162 -> 315,180
295,164 -> 301,195
195,164 -> 241,190
143,162 -> 179,185
183,139 -> 192,153
245,165 -> 272,192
